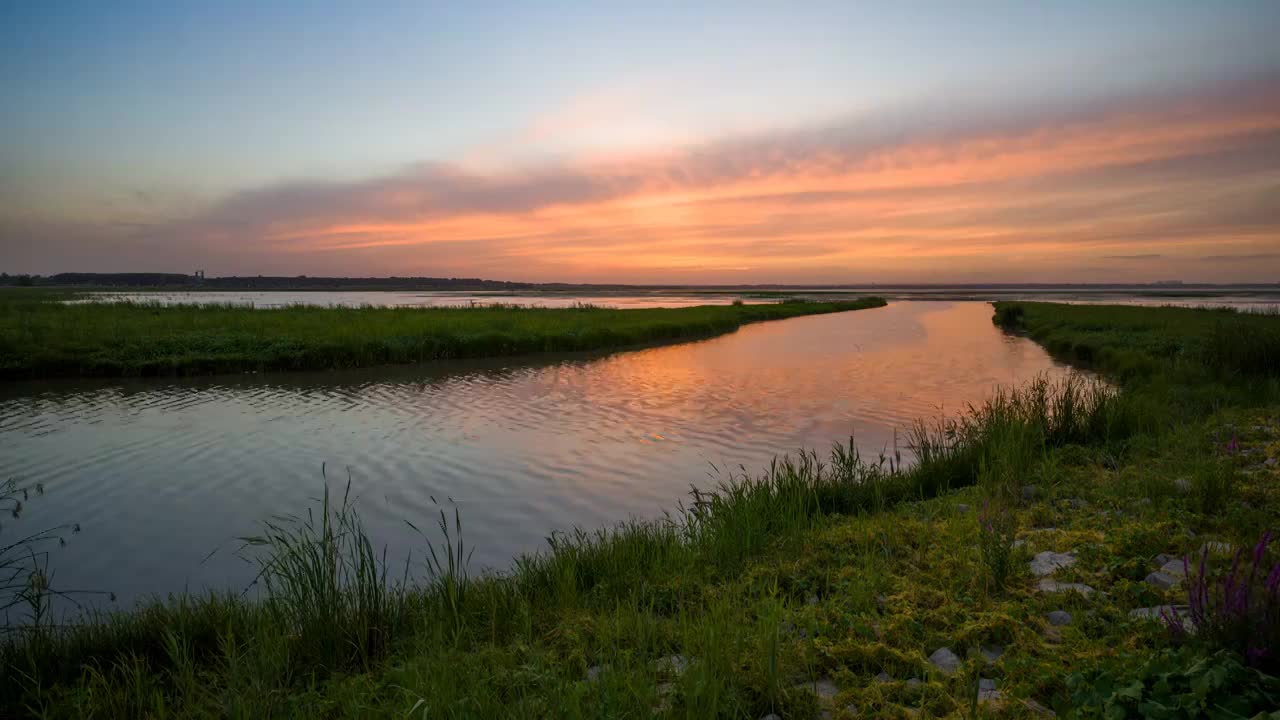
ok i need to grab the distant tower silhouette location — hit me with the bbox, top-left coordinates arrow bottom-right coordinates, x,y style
194,270 -> 205,284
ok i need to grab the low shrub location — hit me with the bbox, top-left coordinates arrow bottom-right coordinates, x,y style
1067,646 -> 1280,719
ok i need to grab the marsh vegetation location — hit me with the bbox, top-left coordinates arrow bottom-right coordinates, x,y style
1,301 -> 1278,717
0,290 -> 885,379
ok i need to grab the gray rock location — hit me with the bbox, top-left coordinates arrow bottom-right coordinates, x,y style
1145,571 -> 1180,590
1200,541 -> 1233,555
1265,457 -> 1277,467
980,644 -> 1005,663
874,671 -> 891,683
1023,698 -> 1057,717
806,594 -> 820,606
653,682 -> 675,713
813,678 -> 839,700
843,705 -> 859,717
1012,538 -> 1027,549
1173,478 -> 1191,494
906,677 -> 922,687
978,678 -> 1002,702
1021,485 -> 1038,502
760,715 -> 782,720
1159,558 -> 1188,577
1066,498 -> 1088,509
1037,578 -> 1095,596
1030,550 -> 1077,576
1130,605 -> 1194,631
1047,610 -> 1073,626
1129,605 -> 1176,620
586,665 -> 603,682
655,654 -> 687,675
928,646 -> 962,675
1153,553 -> 1177,566
956,503 -> 970,513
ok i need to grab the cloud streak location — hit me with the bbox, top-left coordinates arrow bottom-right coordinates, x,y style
5,74 -> 1280,283
1200,253 -> 1279,262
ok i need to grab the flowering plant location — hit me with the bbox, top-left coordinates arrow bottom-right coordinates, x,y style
1165,531 -> 1280,674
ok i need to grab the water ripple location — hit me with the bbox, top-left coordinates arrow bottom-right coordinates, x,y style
1,301 -> 1078,607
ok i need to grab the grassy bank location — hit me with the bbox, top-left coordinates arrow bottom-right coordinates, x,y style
0,292 -> 885,380
2,302 -> 1279,718
992,301 -> 1280,379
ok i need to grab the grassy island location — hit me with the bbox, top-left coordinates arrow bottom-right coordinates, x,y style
0,291 -> 886,380
2,301 -> 1279,718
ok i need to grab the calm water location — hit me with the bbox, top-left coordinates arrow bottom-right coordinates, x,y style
3,301 -> 1076,611
69,290 -> 772,309
70,287 -> 1280,311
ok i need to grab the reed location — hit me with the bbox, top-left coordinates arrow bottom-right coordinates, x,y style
236,472 -> 409,671
993,300 -> 1280,380
0,291 -> 886,379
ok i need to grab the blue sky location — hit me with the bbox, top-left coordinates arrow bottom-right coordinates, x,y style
2,1 -> 1279,281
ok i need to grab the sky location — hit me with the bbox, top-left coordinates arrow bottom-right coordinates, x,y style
2,1 -> 1279,284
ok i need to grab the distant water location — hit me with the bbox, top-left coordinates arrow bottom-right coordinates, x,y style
68,286 -> 1280,311
67,290 -> 770,309
0,301 -> 1091,613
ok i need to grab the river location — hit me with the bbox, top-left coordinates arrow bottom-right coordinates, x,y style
4,300 -> 1077,611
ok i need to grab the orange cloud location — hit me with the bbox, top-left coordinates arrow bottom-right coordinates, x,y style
6,75 -> 1279,283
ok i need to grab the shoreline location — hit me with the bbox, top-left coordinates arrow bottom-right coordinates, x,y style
2,301 -> 1278,717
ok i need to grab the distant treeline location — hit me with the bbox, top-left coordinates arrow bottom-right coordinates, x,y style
2,272 -> 1277,292
0,273 -> 548,291
0,272 -> 695,291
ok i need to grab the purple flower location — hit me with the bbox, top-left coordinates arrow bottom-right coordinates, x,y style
1253,532 -> 1272,568
1175,530 -> 1279,673
1266,562 -> 1280,594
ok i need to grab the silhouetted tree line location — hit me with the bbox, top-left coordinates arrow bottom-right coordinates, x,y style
0,272 -> 547,290
199,275 -> 540,290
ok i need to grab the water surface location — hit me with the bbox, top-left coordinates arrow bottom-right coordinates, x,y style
4,301 -> 1074,610
68,290 -> 771,309
69,286 -> 1280,311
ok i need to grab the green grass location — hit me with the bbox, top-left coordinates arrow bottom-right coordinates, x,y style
0,291 -> 885,379
2,301 -> 1280,717
2,375 -> 1141,717
993,301 -> 1280,380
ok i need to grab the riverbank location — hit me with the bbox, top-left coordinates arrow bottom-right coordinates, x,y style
0,291 -> 885,380
993,301 -> 1280,379
2,302 -> 1278,718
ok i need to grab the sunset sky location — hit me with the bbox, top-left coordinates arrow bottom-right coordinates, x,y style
2,2 -> 1279,283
